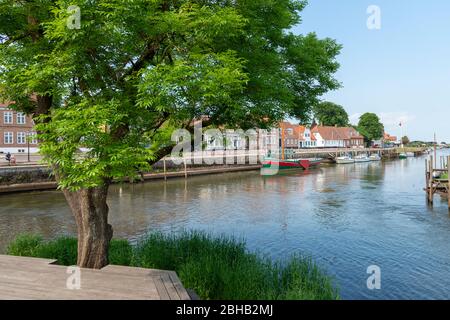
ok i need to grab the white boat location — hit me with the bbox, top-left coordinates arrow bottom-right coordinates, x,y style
406,152 -> 415,157
369,154 -> 382,161
336,156 -> 355,164
354,154 -> 371,163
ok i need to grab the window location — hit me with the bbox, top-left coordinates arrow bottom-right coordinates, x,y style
4,132 -> 13,144
17,113 -> 26,125
17,132 -> 26,144
4,112 -> 13,124
287,128 -> 293,135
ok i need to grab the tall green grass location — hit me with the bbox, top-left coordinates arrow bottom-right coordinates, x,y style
6,232 -> 339,300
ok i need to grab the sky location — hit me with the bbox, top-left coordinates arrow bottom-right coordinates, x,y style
292,0 -> 450,142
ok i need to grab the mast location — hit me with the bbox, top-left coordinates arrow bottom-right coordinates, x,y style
434,132 -> 437,168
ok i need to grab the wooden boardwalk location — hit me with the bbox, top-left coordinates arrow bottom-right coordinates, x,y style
0,255 -> 191,300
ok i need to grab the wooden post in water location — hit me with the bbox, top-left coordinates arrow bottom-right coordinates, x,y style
163,158 -> 167,181
425,158 -> 429,203
429,156 -> 434,205
184,158 -> 187,179
448,156 -> 450,210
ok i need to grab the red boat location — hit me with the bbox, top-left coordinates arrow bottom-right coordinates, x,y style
262,158 -> 322,170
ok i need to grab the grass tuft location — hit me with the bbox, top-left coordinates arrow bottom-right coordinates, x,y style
6,231 -> 339,300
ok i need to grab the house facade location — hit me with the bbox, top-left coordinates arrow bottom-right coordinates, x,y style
299,126 -> 317,148
279,122 -> 302,157
310,125 -> 364,148
276,122 -> 365,150
0,102 -> 39,154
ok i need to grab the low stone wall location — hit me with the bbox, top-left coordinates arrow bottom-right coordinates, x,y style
0,161 -> 262,190
0,166 -> 53,186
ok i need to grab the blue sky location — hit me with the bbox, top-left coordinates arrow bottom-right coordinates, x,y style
292,0 -> 450,142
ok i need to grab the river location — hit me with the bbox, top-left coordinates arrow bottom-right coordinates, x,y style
1,151 -> 450,300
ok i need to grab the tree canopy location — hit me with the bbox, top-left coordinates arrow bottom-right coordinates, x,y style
401,136 -> 410,146
357,113 -> 384,143
313,101 -> 349,127
0,0 -> 342,268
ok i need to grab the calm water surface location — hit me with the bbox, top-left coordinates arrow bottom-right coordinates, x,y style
1,151 -> 450,300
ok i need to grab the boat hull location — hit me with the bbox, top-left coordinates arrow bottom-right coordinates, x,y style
336,159 -> 355,164
262,159 -> 322,170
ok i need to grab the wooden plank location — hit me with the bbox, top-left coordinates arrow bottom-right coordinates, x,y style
0,255 -> 190,300
168,271 -> 191,300
160,273 -> 180,300
153,276 -> 170,300
0,254 -> 57,265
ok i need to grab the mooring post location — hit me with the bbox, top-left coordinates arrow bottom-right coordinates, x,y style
447,156 -> 450,210
429,156 -> 434,205
163,158 -> 167,181
184,158 -> 188,179
425,158 -> 429,203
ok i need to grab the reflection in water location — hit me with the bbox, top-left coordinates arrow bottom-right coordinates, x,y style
1,152 -> 450,300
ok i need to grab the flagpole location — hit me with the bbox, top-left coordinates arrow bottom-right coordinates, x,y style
400,122 -> 403,148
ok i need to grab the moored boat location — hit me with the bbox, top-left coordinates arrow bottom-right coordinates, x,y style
406,152 -> 415,157
399,153 -> 407,159
336,156 -> 355,164
354,154 -> 371,163
369,154 -> 382,161
262,158 -> 322,171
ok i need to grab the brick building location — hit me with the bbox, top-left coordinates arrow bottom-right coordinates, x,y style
0,102 -> 39,154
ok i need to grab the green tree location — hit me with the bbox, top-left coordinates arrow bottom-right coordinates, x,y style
357,113 -> 384,144
0,0 -> 341,268
313,101 -> 349,127
402,136 -> 410,146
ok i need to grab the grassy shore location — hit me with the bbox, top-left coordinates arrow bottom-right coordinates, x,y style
7,231 -> 339,300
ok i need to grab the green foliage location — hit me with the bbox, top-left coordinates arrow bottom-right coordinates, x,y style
7,232 -> 339,300
401,136 -> 410,146
357,113 -> 384,142
6,234 -> 131,266
0,0 -> 341,190
109,238 -> 133,266
313,101 -> 349,127
6,234 -> 44,257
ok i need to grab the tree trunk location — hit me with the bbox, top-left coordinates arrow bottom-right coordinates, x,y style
63,183 -> 113,269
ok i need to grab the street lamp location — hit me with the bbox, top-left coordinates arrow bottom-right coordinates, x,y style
26,131 -> 31,163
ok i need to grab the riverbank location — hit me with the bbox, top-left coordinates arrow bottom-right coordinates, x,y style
6,232 -> 339,300
0,164 -> 261,194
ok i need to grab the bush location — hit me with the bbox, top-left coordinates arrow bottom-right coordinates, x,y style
6,231 -> 339,300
